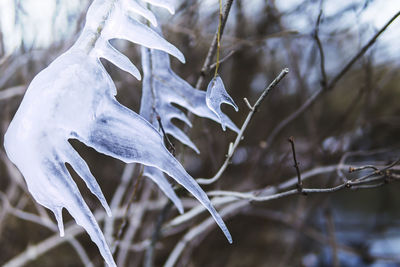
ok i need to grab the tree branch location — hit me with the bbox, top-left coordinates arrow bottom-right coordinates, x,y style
195,0 -> 235,90
197,68 -> 289,184
262,10 -> 400,152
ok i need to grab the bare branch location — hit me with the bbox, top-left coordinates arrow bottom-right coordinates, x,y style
0,193 -> 93,267
207,160 -> 400,202
197,68 -> 289,185
164,200 -> 247,267
288,136 -> 304,193
263,10 -> 400,152
2,201 -> 169,267
313,9 -> 328,89
195,0 -> 235,90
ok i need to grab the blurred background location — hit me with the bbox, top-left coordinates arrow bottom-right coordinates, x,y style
0,0 -> 400,266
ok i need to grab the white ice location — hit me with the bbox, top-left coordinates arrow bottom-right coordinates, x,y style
3,1 -> 234,266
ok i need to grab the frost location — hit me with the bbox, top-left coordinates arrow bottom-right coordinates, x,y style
206,75 -> 239,131
3,0 -> 233,266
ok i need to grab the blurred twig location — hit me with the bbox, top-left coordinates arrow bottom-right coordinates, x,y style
2,201 -> 170,267
313,8 -> 328,89
0,85 -> 25,100
164,200 -> 247,267
104,163 -> 135,244
325,208 -> 340,267
112,166 -> 144,255
116,182 -> 151,266
144,201 -> 173,267
262,10 -> 400,153
0,192 -> 93,267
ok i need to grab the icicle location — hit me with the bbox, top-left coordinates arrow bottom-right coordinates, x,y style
103,6 -> 185,63
94,37 -> 141,80
142,0 -> 175,14
143,167 -> 184,214
121,0 -> 158,26
3,1 -> 234,266
53,207 -> 64,237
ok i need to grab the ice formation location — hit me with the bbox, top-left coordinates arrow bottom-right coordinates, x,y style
3,0 -> 234,266
139,37 -> 239,219
206,75 -> 239,131
140,44 -> 239,153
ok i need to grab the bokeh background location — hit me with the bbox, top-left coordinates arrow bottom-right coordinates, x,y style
0,0 -> 400,266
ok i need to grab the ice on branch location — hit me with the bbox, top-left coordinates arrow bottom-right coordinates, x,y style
206,75 -> 239,131
139,27 -> 239,244
140,45 -> 239,153
3,0 -> 232,266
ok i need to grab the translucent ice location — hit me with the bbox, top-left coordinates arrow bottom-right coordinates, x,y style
3,0 -> 232,266
206,75 -> 239,131
139,27 -> 239,243
140,46 -> 239,153
142,0 -> 176,14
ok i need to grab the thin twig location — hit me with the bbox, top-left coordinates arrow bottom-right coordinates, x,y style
164,200 -> 247,267
207,160 -> 400,202
116,183 -> 152,266
112,167 -> 144,255
313,9 -> 328,89
214,0 -> 223,77
327,10 -> 400,91
157,115 -> 176,156
166,161 -> 400,232
144,201 -> 173,267
195,0 -> 235,90
209,50 -> 235,70
0,193 -> 93,267
262,10 -> 400,152
160,161 -> 400,265
104,163 -> 135,244
325,209 -> 340,267
197,68 -> 289,184
288,136 -> 304,193
3,201 -> 170,267
0,85 -> 26,100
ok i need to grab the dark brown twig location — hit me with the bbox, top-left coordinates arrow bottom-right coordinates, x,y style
208,159 -> 400,201
156,115 -> 176,156
288,136 -> 304,193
